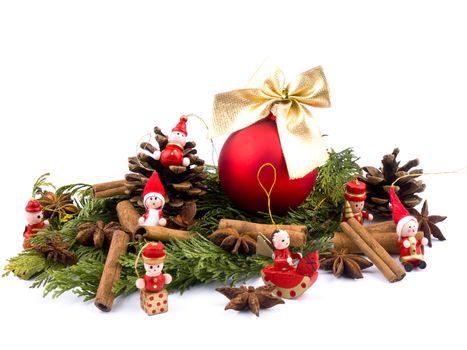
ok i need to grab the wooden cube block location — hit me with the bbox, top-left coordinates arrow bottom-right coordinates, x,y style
140,289 -> 168,315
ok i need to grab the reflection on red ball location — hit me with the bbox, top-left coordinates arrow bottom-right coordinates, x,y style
218,114 -> 318,215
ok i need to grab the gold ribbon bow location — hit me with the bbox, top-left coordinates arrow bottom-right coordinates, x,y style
210,65 -> 331,179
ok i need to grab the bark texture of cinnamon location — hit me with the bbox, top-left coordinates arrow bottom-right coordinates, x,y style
218,219 -> 307,248
93,180 -> 128,199
94,230 -> 130,312
333,221 -> 424,255
116,200 -> 141,241
138,226 -> 193,241
340,219 -> 405,282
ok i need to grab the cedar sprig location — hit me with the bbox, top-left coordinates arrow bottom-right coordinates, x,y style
31,269 -> 61,289
3,249 -> 60,280
31,172 -> 91,210
43,258 -> 104,301
115,236 -> 271,295
74,245 -> 107,262
312,148 -> 361,206
283,148 -> 361,244
165,235 -> 271,292
31,173 -> 56,198
114,235 -> 331,296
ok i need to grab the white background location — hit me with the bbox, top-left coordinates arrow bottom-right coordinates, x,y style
1,1 -> 466,349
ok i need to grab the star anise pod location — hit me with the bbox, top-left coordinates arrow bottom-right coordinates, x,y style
216,285 -> 284,317
409,200 -> 447,247
320,249 -> 373,279
76,221 -> 123,248
33,234 -> 77,266
39,191 -> 79,222
208,228 -> 256,255
169,202 -> 196,229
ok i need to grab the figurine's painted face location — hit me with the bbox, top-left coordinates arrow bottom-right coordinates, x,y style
145,195 -> 163,210
349,200 -> 364,214
25,211 -> 44,225
168,131 -> 187,147
401,219 -> 419,237
144,262 -> 164,277
272,230 -> 290,250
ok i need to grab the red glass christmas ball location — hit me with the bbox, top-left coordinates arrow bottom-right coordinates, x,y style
218,114 -> 319,215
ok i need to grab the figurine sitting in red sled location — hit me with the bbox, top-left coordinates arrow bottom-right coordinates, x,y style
261,229 -> 319,299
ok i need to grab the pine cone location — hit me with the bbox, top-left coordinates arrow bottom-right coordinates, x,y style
125,126 -> 208,217
359,148 -> 425,218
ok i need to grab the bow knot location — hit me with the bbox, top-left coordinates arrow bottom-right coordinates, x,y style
210,65 -> 331,179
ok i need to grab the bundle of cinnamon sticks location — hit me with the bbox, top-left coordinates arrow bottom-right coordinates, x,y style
333,220 -> 424,255
340,218 -> 405,282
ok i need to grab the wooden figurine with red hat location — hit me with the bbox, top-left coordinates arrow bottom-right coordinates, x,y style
261,229 -> 320,299
23,199 -> 49,249
271,229 -> 302,272
154,116 -> 190,167
138,171 -> 167,227
135,242 -> 172,315
389,187 -> 428,272
342,179 -> 374,224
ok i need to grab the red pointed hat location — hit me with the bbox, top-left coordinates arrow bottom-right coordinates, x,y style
25,199 -> 42,213
172,115 -> 188,135
142,242 -> 166,264
143,172 -> 166,206
389,186 -> 417,236
344,179 -> 367,202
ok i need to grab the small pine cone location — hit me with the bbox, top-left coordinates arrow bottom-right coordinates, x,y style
359,148 -> 425,217
125,125 -> 208,218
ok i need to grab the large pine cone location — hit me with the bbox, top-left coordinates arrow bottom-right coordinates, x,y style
125,126 -> 208,217
359,148 -> 425,218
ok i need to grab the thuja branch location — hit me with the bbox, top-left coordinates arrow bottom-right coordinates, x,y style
115,236 -> 271,295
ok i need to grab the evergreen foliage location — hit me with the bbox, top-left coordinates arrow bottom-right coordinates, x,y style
4,148 -> 360,302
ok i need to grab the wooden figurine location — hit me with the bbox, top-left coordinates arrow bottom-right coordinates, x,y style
271,229 -> 302,271
389,187 -> 428,272
135,242 -> 172,315
23,199 -> 49,249
261,229 -> 319,299
342,179 -> 373,224
154,116 -> 190,167
138,172 -> 167,227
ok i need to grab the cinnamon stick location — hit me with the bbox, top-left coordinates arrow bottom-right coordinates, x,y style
340,221 -> 399,282
92,180 -> 127,199
347,219 -> 406,281
138,226 -> 193,241
362,220 -> 397,233
333,225 -> 424,255
116,200 -> 141,241
93,180 -> 126,193
94,230 -> 130,312
333,230 -> 399,254
218,219 -> 307,248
